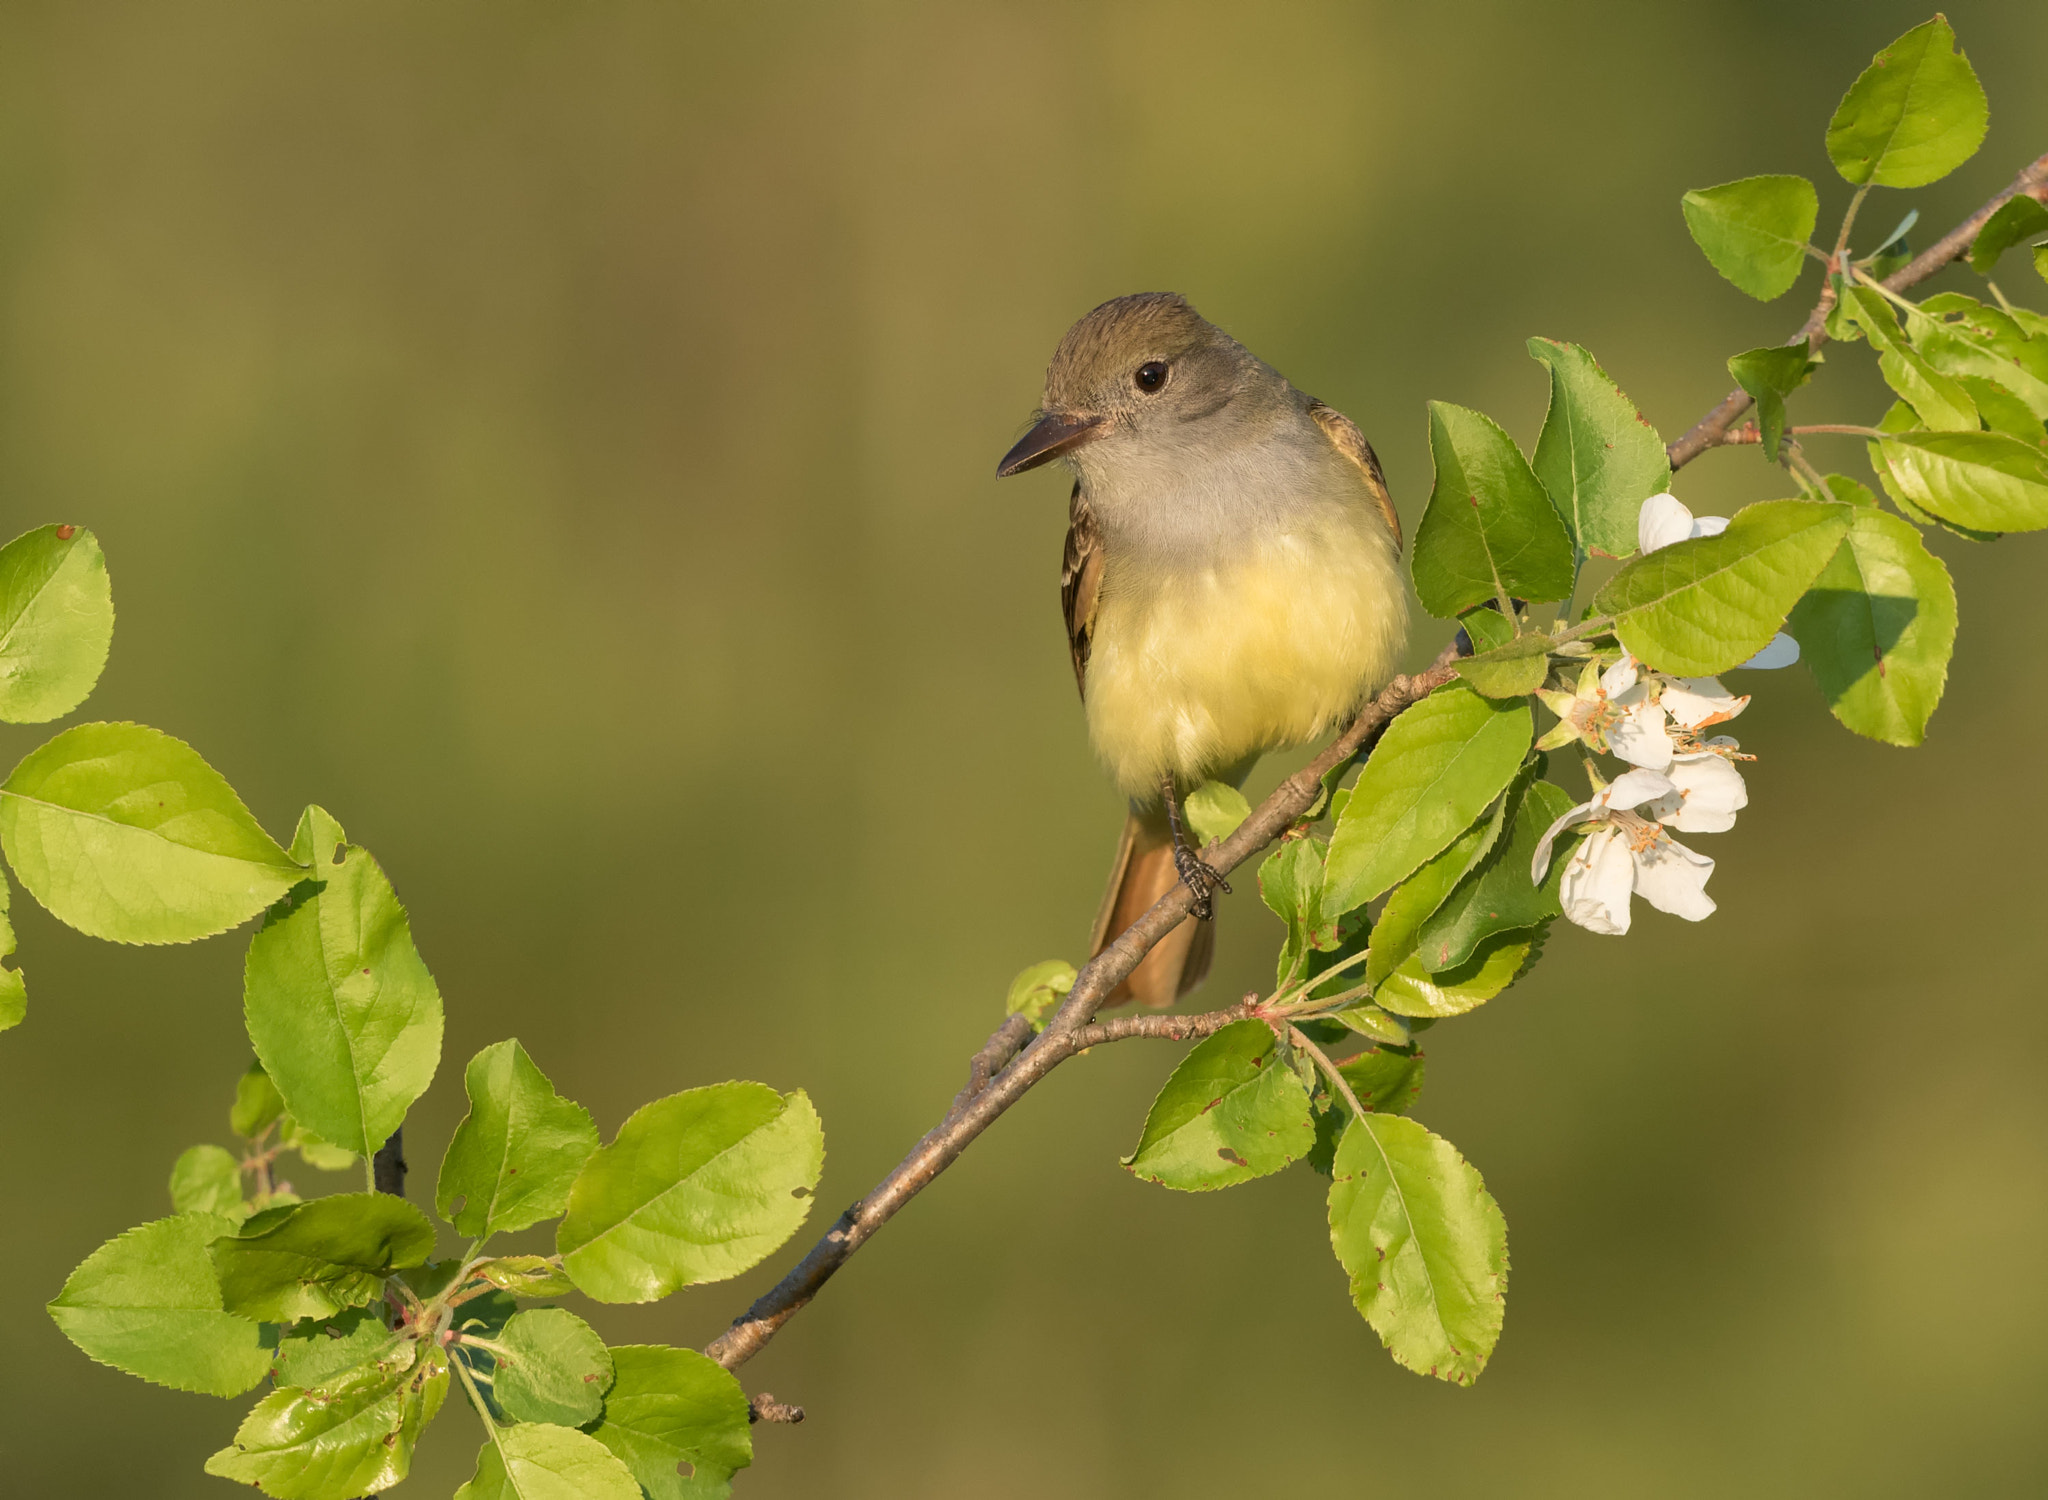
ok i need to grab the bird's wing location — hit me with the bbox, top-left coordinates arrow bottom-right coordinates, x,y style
1308,399 -> 1402,551
1060,482 -> 1103,699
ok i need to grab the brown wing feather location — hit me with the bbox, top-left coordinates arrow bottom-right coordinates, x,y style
1308,399 -> 1402,551
1060,482 -> 1103,698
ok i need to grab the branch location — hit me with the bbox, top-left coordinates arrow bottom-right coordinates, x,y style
1665,149 -> 2048,473
702,643 -> 1464,1371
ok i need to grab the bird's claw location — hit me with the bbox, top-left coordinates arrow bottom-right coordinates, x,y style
1171,841 -> 1231,921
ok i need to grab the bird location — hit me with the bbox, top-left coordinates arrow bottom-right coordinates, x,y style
997,293 -> 1409,1007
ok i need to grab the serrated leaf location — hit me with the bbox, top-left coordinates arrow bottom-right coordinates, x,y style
244,805 -> 442,1159
232,1060 -> 287,1139
1417,779 -> 1576,971
1526,339 -> 1669,557
282,1115 -> 357,1173
211,1193 -> 436,1323
1454,632 -> 1553,698
1595,498 -> 1852,675
47,1212 -> 272,1397
1306,1048 -> 1428,1175
1826,16 -> 1987,188
478,1255 -> 577,1299
488,1307 -> 612,1426
1842,286 -> 1979,432
1727,344 -> 1818,457
272,1305 -> 398,1388
586,1345 -> 753,1500
0,722 -> 303,944
1969,195 -> 2048,275
1788,507 -> 1956,745
1411,402 -> 1576,618
207,1341 -> 447,1500
1911,317 -> 2048,424
1183,780 -> 1250,846
437,1040 -> 599,1240
1679,175 -> 1819,301
558,1084 -> 824,1303
1122,1020 -> 1314,1190
1328,1114 -> 1506,1385
170,1144 -> 244,1217
1331,1003 -> 1413,1048
1457,603 -> 1516,655
1364,813 -> 1496,990
1954,376 -> 2047,443
1261,835 -> 1337,988
453,1421 -> 644,1500
1878,431 -> 2048,531
1324,684 -> 1533,913
0,524 -> 114,724
1375,930 -> 1539,1020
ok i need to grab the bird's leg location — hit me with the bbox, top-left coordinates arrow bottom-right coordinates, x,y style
1161,774 -> 1232,921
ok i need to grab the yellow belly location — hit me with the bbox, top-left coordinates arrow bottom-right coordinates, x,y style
1084,526 -> 1407,799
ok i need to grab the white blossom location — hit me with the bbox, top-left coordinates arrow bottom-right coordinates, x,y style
1535,655 -> 1674,769
1530,757 -> 1741,936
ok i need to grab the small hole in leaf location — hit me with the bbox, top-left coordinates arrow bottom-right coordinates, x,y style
332,843 -> 346,865
676,1462 -> 695,1480
790,1186 -> 810,1199
449,1195 -> 467,1215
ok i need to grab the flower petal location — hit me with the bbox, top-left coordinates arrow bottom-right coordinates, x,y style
1661,677 -> 1750,731
1561,828 -> 1635,935
1599,767 -> 1677,811
1651,753 -> 1749,833
1637,493 -> 1695,554
1631,833 -> 1716,921
1530,801 -> 1598,884
1689,515 -> 1731,539
1607,690 -> 1674,770
1737,632 -> 1801,670
1599,654 -> 1639,698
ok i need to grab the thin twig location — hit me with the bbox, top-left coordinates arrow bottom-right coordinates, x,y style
1666,150 -> 2048,472
702,644 -> 1464,1371
749,1394 -> 806,1425
951,1012 -> 1035,1111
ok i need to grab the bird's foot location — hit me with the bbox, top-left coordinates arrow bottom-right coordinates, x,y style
1170,840 -> 1231,921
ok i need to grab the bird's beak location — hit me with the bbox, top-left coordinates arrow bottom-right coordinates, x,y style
996,410 -> 1105,478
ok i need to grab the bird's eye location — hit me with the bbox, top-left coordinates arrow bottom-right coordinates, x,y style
1134,361 -> 1170,393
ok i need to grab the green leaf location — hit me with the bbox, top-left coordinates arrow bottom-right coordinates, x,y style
1969,195 -> 2048,274
211,1192 -> 437,1323
1454,632 -> 1554,698
1418,779 -> 1576,971
2036,243 -> 2048,287
1364,814 -> 1496,990
1331,1003 -> 1413,1048
1307,1048 -> 1427,1176
478,1255 -> 578,1299
1183,780 -> 1250,846
1324,684 -> 1533,913
232,1060 -> 287,1139
453,1422 -> 644,1500
1411,402 -> 1576,618
0,868 -> 23,1033
1910,305 -> 2048,420
1955,376 -> 2048,443
272,1305 -> 398,1389
1824,474 -> 1880,508
0,525 -> 114,724
1866,401 -> 1997,539
1788,507 -> 1957,745
170,1144 -> 244,1217
1260,835 -> 1331,987
244,805 -> 443,1159
490,1307 -> 613,1426
558,1084 -> 824,1303
1375,930 -> 1540,1020
1842,287 -> 1979,432
585,1345 -> 753,1500
207,1341 -> 448,1500
0,722 -> 304,944
437,1040 -> 600,1240
1595,498 -> 1853,675
1004,959 -> 1075,1032
1457,603 -> 1515,654
1826,16 -> 1987,188
1878,431 -> 2048,531
1678,175 -> 1819,300
1527,338 -> 1670,557
282,1115 -> 357,1173
1121,1020 -> 1315,1190
1727,344 -> 1818,457
47,1212 -> 272,1396
1327,1114 -> 1507,1385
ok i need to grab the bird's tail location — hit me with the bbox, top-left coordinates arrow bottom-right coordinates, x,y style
1087,806 -> 1215,1009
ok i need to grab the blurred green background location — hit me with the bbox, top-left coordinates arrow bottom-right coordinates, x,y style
2,1 -> 2045,1494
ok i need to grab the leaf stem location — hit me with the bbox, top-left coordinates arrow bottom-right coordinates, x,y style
1288,1025 -> 1371,1120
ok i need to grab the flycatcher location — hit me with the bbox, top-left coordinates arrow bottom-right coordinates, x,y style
998,293 -> 1409,1007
